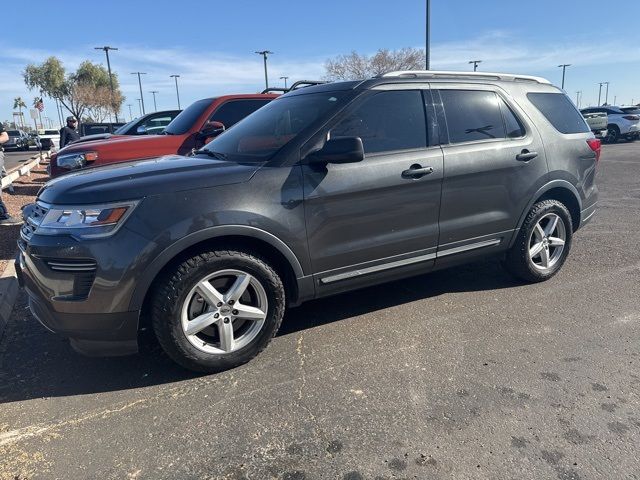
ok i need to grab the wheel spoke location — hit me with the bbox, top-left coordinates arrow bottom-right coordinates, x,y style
534,223 -> 545,241
544,215 -> 559,237
548,236 -> 565,247
530,242 -> 544,258
195,281 -> 224,307
224,273 -> 252,303
539,247 -> 550,268
185,312 -> 218,336
217,320 -> 235,352
234,302 -> 267,321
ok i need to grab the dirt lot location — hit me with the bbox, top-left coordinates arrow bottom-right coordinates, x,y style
0,143 -> 639,480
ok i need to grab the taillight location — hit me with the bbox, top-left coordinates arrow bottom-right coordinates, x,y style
622,115 -> 640,121
587,138 -> 601,162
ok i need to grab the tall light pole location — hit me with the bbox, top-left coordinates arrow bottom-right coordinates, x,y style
170,75 -> 181,109
469,60 -> 482,72
136,98 -> 142,116
558,64 -> 571,89
95,46 -> 119,121
255,50 -> 273,90
280,76 -> 289,89
598,82 -> 605,106
149,91 -> 159,111
425,0 -> 431,69
127,104 -> 133,121
575,91 -> 582,108
131,72 -> 147,114
604,82 -> 610,105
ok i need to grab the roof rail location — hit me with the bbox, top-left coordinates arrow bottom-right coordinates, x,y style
379,70 -> 551,85
261,87 -> 288,94
261,80 -> 328,95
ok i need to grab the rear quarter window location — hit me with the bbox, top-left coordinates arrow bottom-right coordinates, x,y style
527,92 -> 589,134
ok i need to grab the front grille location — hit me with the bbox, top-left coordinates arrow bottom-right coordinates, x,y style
43,258 -> 97,300
20,202 -> 49,243
45,259 -> 97,272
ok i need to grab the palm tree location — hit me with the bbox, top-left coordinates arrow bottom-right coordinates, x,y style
13,97 -> 26,128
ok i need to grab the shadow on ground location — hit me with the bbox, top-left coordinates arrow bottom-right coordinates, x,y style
0,259 -> 520,403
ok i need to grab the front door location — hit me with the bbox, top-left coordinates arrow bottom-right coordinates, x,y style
301,88 -> 443,294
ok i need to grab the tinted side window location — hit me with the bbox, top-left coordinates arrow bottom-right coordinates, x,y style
330,90 -> 427,154
499,98 -> 526,138
527,93 -> 590,134
440,90 -> 506,143
210,99 -> 272,129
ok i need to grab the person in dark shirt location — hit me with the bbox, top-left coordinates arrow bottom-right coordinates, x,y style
0,123 -> 23,225
59,116 -> 81,147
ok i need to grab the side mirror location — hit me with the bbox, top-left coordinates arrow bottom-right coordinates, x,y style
308,137 -> 365,164
136,125 -> 147,135
198,121 -> 226,139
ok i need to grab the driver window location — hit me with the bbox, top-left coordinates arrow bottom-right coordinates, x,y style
330,90 -> 427,154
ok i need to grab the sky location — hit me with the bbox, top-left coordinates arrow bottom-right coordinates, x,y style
2,0 -> 640,127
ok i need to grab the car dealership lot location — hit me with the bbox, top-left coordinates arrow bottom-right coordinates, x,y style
1,143 -> 639,479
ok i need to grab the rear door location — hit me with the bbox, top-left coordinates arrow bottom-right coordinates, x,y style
302,86 -> 444,295
434,85 -> 549,257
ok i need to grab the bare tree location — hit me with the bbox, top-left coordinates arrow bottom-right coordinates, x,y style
325,47 -> 426,81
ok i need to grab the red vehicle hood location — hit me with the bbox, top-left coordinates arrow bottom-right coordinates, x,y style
58,133 -> 184,155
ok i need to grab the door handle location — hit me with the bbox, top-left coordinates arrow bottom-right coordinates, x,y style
402,164 -> 434,179
516,150 -> 538,161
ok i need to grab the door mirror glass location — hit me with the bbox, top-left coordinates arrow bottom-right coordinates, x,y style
136,125 -> 147,135
309,137 -> 364,164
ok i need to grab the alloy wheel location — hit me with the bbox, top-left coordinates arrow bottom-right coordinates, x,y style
528,213 -> 566,271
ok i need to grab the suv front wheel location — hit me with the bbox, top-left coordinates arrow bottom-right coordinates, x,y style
152,249 -> 286,372
504,200 -> 573,283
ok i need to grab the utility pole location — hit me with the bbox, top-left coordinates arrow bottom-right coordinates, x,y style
170,75 -> 181,109
469,60 -> 482,72
558,64 -> 571,89
604,82 -> 610,105
613,95 -> 617,105
131,72 -> 147,114
127,104 -> 133,121
149,91 -> 159,111
425,0 -> 431,69
255,50 -> 273,90
280,76 -> 289,89
598,82 -> 605,106
95,46 -> 119,121
136,98 -> 142,116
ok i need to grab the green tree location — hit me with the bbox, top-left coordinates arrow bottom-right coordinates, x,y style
23,57 -> 124,121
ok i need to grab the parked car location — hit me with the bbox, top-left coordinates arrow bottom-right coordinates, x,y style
78,122 -> 126,137
4,130 -> 30,151
38,129 -> 61,151
580,106 -> 639,143
582,111 -> 608,139
17,71 -> 599,372
73,110 -> 182,145
49,95 -> 278,177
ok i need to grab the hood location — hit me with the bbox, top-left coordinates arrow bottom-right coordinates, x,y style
58,133 -> 177,153
72,133 -> 117,144
38,155 -> 261,205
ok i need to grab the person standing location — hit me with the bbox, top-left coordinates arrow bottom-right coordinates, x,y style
59,116 -> 81,148
0,123 -> 23,225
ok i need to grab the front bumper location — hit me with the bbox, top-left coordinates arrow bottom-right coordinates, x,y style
15,225 -> 151,356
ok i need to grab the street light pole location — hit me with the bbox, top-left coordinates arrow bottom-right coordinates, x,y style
131,72 -> 147,114
95,46 -> 119,121
170,75 -> 181,109
280,76 -> 289,89
149,91 -> 159,111
575,91 -> 582,108
598,82 -> 604,106
558,64 -> 571,89
425,0 -> 431,70
127,104 -> 133,121
136,98 -> 142,116
469,60 -> 482,72
604,82 -> 610,105
255,50 -> 273,90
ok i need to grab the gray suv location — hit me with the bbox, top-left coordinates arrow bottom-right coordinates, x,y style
17,71 -> 599,372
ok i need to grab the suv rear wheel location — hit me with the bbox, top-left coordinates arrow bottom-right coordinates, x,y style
604,124 -> 619,144
152,249 -> 286,372
504,200 -> 573,283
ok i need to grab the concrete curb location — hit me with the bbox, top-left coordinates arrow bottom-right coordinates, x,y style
0,259 -> 18,341
1,151 -> 49,189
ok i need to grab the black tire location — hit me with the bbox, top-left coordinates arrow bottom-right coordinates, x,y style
503,200 -> 573,283
151,249 -> 286,373
604,125 -> 619,144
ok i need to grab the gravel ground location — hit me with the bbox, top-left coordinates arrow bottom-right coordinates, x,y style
0,165 -> 48,274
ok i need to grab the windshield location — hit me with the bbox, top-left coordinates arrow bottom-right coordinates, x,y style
114,118 -> 138,134
202,92 -> 349,163
164,98 -> 212,135
7,130 -> 19,136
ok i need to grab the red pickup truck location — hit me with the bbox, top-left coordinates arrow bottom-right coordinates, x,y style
49,94 -> 278,177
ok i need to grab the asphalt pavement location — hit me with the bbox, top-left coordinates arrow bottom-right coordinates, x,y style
2,150 -> 37,173
0,142 -> 639,480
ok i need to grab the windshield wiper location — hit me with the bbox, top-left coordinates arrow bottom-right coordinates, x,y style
162,131 -> 175,135
193,148 -> 228,160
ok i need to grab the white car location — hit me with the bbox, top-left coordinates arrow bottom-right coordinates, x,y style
37,129 -> 60,151
580,106 -> 640,143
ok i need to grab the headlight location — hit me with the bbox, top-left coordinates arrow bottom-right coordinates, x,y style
56,151 -> 98,170
36,201 -> 138,238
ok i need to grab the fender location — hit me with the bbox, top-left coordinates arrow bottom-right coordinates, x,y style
508,179 -> 582,248
128,225 -> 306,311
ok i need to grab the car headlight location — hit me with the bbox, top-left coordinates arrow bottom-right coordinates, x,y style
56,151 -> 98,170
36,201 -> 139,238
